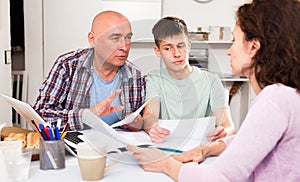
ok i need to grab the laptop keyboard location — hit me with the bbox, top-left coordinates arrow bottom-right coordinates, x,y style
64,131 -> 84,156
65,131 -> 83,144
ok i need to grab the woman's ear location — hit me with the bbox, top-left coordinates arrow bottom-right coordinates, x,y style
250,38 -> 261,58
154,46 -> 161,57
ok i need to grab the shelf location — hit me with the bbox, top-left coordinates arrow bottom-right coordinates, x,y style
191,40 -> 232,44
132,39 -> 232,44
220,77 -> 248,82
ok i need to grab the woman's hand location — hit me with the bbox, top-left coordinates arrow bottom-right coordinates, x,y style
172,144 -> 206,163
206,126 -> 227,142
127,145 -> 183,181
127,145 -> 170,172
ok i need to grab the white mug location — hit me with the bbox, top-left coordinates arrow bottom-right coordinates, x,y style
76,142 -> 123,181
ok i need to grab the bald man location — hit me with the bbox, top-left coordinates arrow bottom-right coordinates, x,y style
34,11 -> 146,131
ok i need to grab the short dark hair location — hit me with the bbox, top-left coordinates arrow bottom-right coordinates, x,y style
152,16 -> 189,47
237,0 -> 300,91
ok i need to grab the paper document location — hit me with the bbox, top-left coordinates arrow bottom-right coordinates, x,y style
81,110 -> 216,152
154,117 -> 216,151
1,94 -> 47,126
110,99 -> 151,128
81,109 -> 135,148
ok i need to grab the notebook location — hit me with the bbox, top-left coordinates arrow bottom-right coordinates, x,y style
1,94 -> 82,156
1,94 -> 47,127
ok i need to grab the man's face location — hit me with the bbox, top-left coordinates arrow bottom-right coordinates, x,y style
154,33 -> 190,73
91,21 -> 132,67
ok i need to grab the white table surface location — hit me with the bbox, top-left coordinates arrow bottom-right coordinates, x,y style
1,129 -> 215,182
1,151 -> 215,182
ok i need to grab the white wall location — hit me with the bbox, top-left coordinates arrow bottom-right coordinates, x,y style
24,0 -> 250,105
24,0 -> 44,105
163,0 -> 249,31
0,0 -> 12,126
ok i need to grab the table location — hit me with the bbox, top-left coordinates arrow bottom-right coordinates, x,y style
1,128 -> 215,182
1,151 -> 215,182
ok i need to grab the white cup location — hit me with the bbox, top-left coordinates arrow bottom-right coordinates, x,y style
0,140 -> 23,177
2,148 -> 32,181
76,142 -> 123,181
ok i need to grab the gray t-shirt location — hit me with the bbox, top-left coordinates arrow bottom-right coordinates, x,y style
146,67 -> 228,119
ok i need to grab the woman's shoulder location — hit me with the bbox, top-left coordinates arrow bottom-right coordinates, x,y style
263,84 -> 298,96
258,84 -> 300,108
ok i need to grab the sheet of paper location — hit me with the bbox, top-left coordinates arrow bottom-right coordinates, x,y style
110,99 -> 151,128
81,109 -> 135,149
154,117 -> 216,151
117,130 -> 152,146
1,94 -> 47,126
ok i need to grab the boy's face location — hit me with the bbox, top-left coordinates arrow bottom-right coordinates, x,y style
154,33 -> 190,73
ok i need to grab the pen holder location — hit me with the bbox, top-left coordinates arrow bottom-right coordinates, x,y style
39,140 -> 65,170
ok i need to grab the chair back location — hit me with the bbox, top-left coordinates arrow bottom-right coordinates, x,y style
11,71 -> 28,129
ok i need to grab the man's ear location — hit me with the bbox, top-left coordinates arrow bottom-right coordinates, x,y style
250,38 -> 261,58
154,46 -> 161,57
88,31 -> 95,46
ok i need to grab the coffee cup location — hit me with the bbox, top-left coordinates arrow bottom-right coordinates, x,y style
76,142 -> 123,181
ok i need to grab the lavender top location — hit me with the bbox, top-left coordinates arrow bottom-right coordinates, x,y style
179,84 -> 300,182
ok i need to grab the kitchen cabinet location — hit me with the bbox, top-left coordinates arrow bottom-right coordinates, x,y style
129,40 -> 250,130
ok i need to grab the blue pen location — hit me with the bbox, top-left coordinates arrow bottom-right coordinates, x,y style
156,147 -> 183,154
54,127 -> 60,140
39,124 -> 48,140
48,127 -> 55,140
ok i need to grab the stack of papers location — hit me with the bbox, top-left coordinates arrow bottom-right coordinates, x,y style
82,109 -> 215,152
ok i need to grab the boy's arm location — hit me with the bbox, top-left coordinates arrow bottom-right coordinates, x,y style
143,98 -> 160,134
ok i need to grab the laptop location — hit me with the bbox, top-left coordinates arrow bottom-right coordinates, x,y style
1,94 -> 83,156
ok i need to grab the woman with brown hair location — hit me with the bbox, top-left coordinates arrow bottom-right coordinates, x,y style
128,0 -> 300,181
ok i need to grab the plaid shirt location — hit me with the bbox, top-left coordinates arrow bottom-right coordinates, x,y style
33,48 -> 146,130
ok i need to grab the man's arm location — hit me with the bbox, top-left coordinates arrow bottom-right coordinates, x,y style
33,51 -> 87,131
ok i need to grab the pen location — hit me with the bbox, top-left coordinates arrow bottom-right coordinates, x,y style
137,144 -> 183,154
61,122 -> 69,134
54,127 -> 60,140
61,132 -> 67,139
39,124 -> 48,140
43,127 -> 50,140
48,127 -> 55,140
56,118 -> 62,129
156,147 -> 183,154
31,120 -> 45,140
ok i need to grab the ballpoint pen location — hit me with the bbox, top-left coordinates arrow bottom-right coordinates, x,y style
54,127 -> 60,140
31,120 -> 45,140
61,132 -> 67,139
43,127 -> 50,140
48,127 -> 55,140
56,118 -> 62,129
61,122 -> 69,134
156,147 -> 183,154
39,124 -> 48,140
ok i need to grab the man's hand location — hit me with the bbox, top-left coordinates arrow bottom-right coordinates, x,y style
122,114 -> 143,131
146,125 -> 170,143
89,90 -> 123,116
206,126 -> 227,142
